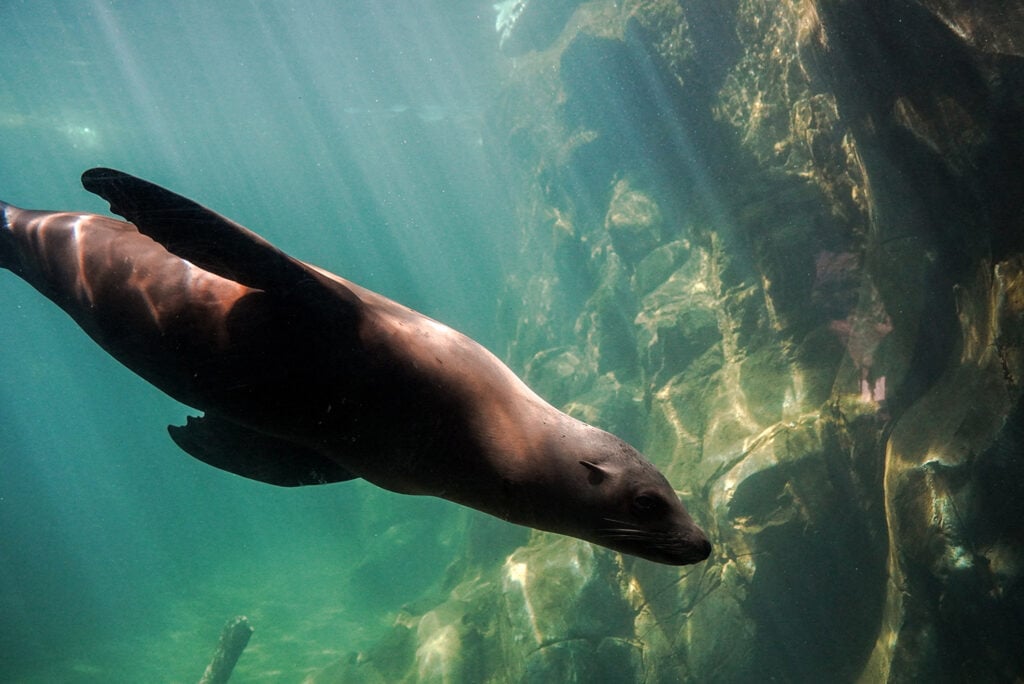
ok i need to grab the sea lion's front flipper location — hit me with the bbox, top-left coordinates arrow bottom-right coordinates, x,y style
80,168 -> 356,308
169,414 -> 356,487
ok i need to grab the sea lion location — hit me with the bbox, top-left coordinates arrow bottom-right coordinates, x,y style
0,168 -> 711,565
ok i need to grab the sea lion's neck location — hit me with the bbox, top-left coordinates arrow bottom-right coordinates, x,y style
445,398 -> 588,530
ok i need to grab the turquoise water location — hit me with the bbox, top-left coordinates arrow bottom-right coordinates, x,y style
1,2 -> 513,680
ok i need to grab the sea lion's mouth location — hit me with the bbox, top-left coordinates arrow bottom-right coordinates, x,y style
596,519 -> 712,566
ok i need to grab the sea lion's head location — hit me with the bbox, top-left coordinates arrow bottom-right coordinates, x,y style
515,422 -> 712,566
575,435 -> 711,565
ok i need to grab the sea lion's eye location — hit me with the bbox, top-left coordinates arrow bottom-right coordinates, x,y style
632,494 -> 663,517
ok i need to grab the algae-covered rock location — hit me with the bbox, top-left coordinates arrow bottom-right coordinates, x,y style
312,1 -> 1024,681
563,372 -> 645,447
604,178 -> 664,265
862,256 -> 1024,681
634,239 -> 691,295
522,636 -> 641,684
502,539 -> 632,645
499,537 -> 639,682
635,250 -> 719,391
523,346 -> 590,409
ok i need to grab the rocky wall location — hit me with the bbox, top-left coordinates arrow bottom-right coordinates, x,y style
312,1 -> 1024,681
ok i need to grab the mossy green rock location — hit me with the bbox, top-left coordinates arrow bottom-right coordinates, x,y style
313,1 -> 1024,680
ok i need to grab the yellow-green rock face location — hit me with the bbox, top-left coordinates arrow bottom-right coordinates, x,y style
317,2 -> 1024,681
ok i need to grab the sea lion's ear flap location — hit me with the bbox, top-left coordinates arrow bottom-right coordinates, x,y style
580,460 -> 607,485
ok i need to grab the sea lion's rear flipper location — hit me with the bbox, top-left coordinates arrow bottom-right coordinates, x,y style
169,414 -> 356,487
80,168 -> 357,308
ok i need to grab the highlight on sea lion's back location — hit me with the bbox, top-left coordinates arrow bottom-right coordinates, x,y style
0,167 -> 712,567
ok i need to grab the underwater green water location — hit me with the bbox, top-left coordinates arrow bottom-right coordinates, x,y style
0,1 -> 515,680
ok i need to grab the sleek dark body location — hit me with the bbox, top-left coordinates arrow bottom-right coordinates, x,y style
0,169 -> 711,565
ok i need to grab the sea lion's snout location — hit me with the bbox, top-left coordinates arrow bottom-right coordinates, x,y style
667,528 -> 708,565
591,522 -> 711,566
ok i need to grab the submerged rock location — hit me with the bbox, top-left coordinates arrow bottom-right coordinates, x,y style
604,179 -> 664,265
314,0 -> 1024,680
493,0 -> 583,56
